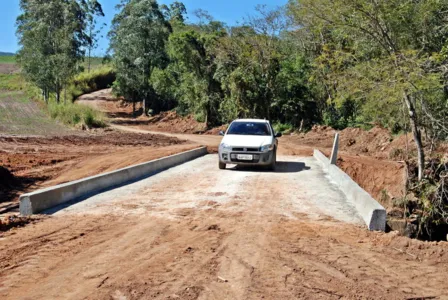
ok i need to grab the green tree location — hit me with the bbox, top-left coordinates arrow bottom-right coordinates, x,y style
214,6 -> 292,122
288,0 -> 448,181
17,0 -> 102,103
167,28 -> 223,126
161,1 -> 187,25
109,0 -> 171,115
82,0 -> 105,73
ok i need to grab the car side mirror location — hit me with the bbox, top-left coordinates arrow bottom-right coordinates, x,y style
275,132 -> 283,138
219,131 -> 225,136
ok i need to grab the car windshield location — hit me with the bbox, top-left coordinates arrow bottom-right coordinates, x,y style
227,122 -> 271,136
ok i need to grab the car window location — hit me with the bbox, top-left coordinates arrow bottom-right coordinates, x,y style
227,122 -> 271,136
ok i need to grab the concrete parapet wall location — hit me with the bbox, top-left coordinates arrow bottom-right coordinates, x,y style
313,149 -> 330,170
20,147 -> 208,215
313,149 -> 386,231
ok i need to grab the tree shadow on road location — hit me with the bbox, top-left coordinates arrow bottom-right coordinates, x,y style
229,161 -> 311,173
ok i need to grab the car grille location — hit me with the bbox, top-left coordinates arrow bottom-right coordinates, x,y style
232,147 -> 259,152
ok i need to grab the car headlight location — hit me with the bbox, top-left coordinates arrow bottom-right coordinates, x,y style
219,143 -> 232,151
260,144 -> 274,152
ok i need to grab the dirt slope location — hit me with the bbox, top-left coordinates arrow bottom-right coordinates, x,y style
77,89 -> 206,133
0,90 -> 70,135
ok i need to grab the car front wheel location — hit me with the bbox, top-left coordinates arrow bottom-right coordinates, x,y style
268,149 -> 277,171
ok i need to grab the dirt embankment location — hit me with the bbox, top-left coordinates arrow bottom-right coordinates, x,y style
280,127 -> 408,208
0,130 -> 196,216
295,125 -> 417,160
77,89 -> 207,133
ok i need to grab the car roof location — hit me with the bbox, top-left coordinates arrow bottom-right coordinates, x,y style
232,119 -> 270,124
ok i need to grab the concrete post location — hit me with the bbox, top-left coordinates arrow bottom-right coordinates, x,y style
330,133 -> 339,165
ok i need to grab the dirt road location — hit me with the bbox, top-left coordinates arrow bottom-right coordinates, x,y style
1,155 -> 447,299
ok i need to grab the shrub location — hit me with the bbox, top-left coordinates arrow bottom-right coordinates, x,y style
0,74 -> 26,91
47,101 -> 106,128
67,66 -> 116,101
389,148 -> 405,160
273,123 -> 293,134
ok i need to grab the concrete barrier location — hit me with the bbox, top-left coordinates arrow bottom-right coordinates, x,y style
313,149 -> 386,231
20,147 -> 208,216
313,149 -> 330,170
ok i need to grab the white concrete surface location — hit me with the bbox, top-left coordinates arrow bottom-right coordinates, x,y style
55,155 -> 365,226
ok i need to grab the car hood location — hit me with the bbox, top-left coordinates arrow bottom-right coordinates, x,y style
221,135 -> 273,147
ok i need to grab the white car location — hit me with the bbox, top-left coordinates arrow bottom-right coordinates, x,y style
218,119 -> 282,170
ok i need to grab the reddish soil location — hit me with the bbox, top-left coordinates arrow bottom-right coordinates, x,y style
295,125 -> 405,159
1,201 -> 447,299
0,64 -> 19,74
77,89 -> 207,133
145,111 -> 206,134
77,89 -> 134,119
0,131 -> 197,216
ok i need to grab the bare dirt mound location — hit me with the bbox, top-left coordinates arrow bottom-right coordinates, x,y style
0,166 -> 18,204
295,125 -> 401,159
144,111 -> 206,134
77,89 -> 207,133
205,124 -> 228,135
0,166 -> 16,188
76,88 -> 135,118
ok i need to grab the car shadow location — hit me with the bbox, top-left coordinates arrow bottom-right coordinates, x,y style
229,161 -> 311,173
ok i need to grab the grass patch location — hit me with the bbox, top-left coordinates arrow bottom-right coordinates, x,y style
0,90 -> 68,135
48,101 -> 106,128
0,62 -> 109,131
0,74 -> 26,91
67,65 -> 116,101
0,56 -> 16,64
82,57 -> 105,70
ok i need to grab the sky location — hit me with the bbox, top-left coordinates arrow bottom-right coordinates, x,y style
0,0 -> 288,55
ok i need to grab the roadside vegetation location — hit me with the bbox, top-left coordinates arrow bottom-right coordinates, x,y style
12,0 -> 448,239
68,66 -> 116,102
0,56 -> 16,64
48,101 -> 106,128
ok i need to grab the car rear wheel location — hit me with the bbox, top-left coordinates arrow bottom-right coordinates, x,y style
219,162 -> 226,170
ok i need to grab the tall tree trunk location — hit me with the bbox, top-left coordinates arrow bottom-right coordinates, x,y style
56,89 -> 60,104
133,101 -> 136,118
88,47 -> 91,73
142,98 -> 146,116
43,88 -> 48,104
403,93 -> 425,181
